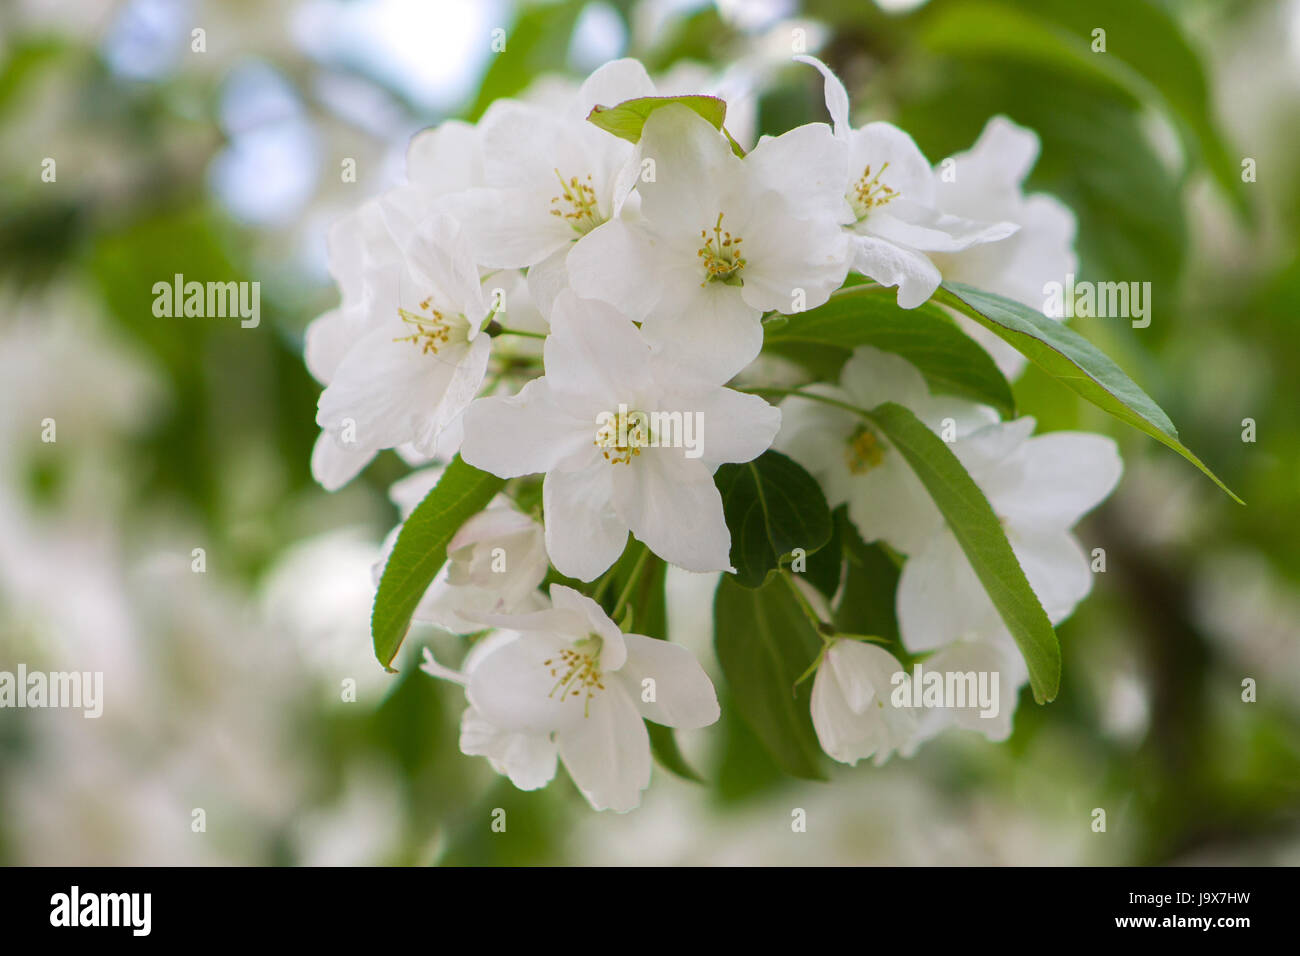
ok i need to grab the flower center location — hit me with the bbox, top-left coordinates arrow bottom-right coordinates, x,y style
697,212 -> 746,286
544,635 -> 606,717
549,169 -> 604,236
850,162 -> 897,220
594,407 -> 652,465
394,296 -> 461,354
845,424 -> 887,474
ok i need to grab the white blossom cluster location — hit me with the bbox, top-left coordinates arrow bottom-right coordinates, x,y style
306,57 -> 1121,811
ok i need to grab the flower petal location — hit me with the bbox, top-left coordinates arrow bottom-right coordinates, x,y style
897,528 -> 999,652
659,379 -> 781,468
792,54 -> 850,138
997,432 -> 1122,529
542,465 -> 629,582
641,281 -> 763,383
849,234 -> 942,309
557,683 -> 651,812
459,707 -> 558,791
612,450 -> 732,572
459,379 -> 591,479
310,430 -> 373,491
745,122 -> 851,223
617,634 -> 720,728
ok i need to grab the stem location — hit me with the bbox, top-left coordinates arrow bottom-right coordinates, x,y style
746,386 -> 873,420
486,321 -> 547,340
610,545 -> 651,623
781,570 -> 833,643
590,565 -> 618,604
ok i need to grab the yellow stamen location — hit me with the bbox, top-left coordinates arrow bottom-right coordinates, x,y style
851,162 -> 897,218
394,298 -> 452,354
544,636 -> 605,717
845,424 -> 887,474
594,407 -> 652,465
549,169 -> 603,236
697,212 -> 746,286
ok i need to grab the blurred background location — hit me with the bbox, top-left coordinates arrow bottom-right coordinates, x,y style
1,0 -> 1297,865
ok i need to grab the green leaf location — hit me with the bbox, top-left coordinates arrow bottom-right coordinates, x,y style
936,281 -> 1242,504
371,456 -> 505,670
715,450 -> 833,588
765,285 -> 1016,419
918,0 -> 1244,213
862,401 -> 1060,703
587,94 -> 725,140
714,574 -> 827,779
586,94 -> 744,156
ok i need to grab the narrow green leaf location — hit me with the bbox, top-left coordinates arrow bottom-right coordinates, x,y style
587,94 -> 727,143
936,281 -> 1242,504
371,456 -> 505,670
765,285 -> 1016,419
715,450 -> 833,588
714,574 -> 827,779
863,402 -> 1061,703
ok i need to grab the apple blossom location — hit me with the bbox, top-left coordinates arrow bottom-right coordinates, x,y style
459,290 -> 781,580
811,637 -> 917,766
312,214 -> 490,490
795,55 -> 1018,309
567,102 -> 852,381
423,584 -> 719,811
444,59 -> 660,316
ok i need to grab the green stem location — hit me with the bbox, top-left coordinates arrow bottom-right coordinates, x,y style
746,386 -> 873,420
590,565 -> 618,604
780,569 -> 833,644
610,545 -> 651,623
489,325 -> 547,340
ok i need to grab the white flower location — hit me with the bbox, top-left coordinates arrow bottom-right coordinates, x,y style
930,116 -> 1078,378
305,119 -> 487,390
445,60 -> 656,315
467,584 -> 720,812
459,291 -> 781,580
311,214 -> 490,490
897,417 -> 1122,654
774,345 -> 995,554
568,102 -> 851,381
412,506 -> 549,634
796,55 -> 1017,309
811,638 -> 916,766
420,633 -> 559,792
